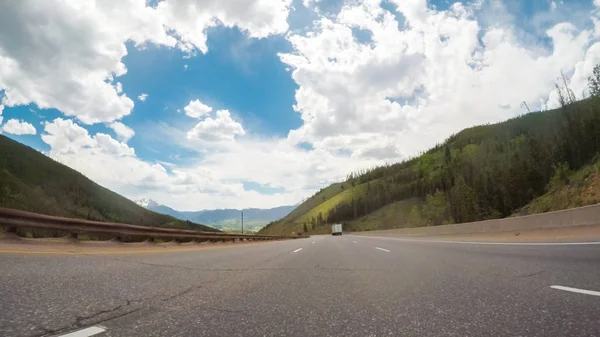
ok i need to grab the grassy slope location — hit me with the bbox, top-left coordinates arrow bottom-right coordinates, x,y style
0,135 -> 217,232
296,182 -> 371,224
278,182 -> 345,223
517,157 -> 600,216
347,198 -> 420,232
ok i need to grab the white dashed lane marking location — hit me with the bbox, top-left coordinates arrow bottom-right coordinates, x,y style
292,248 -> 303,253
58,326 -> 106,337
551,285 -> 600,297
375,247 -> 391,252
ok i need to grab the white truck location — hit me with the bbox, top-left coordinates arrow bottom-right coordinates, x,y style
331,224 -> 343,236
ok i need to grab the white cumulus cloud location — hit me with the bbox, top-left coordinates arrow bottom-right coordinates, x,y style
2,119 -> 36,135
0,0 -> 292,125
303,0 -> 322,8
187,110 -> 245,142
138,93 -> 148,102
108,121 -> 135,142
184,99 -> 213,118
0,0 -> 176,124
280,0 -> 600,159
156,0 -> 292,54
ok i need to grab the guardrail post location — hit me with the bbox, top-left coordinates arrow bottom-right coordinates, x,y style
114,236 -> 122,242
69,232 -> 78,240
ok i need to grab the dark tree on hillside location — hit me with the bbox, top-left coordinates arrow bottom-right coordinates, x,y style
589,64 -> 600,97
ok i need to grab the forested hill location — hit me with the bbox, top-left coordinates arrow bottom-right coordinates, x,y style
260,72 -> 600,236
0,135 -> 218,232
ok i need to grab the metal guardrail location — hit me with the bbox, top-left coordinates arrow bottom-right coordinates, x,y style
0,207 -> 303,242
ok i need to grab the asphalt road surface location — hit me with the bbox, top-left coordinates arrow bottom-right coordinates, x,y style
1,235 -> 600,337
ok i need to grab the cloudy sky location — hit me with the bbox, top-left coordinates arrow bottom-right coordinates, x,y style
1,0 -> 599,211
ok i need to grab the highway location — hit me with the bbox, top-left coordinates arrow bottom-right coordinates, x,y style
1,235 -> 600,337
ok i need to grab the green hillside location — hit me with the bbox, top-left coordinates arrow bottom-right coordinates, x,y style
516,156 -> 600,216
261,71 -> 600,235
0,135 -> 218,232
278,182 -> 345,223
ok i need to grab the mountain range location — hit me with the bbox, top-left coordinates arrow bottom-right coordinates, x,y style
136,198 -> 296,231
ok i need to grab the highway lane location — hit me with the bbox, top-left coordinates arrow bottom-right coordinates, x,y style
1,235 -> 600,336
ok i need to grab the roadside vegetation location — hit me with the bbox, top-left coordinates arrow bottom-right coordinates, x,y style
0,136 -> 217,232
516,156 -> 600,216
261,66 -> 600,235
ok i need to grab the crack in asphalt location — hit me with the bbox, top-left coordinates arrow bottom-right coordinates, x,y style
81,307 -> 142,330
158,284 -> 201,302
520,270 -> 546,278
32,283 -> 207,337
75,301 -> 132,323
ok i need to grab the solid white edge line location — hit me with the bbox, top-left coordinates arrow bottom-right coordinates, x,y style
357,236 -> 600,246
58,326 -> 107,337
292,248 -> 303,253
375,247 -> 391,252
551,285 -> 600,297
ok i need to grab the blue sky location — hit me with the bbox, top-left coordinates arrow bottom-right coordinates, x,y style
1,0 -> 599,210
120,31 -> 300,166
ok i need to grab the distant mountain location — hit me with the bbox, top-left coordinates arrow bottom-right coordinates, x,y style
135,198 -> 183,219
136,199 -> 296,231
136,198 -> 158,208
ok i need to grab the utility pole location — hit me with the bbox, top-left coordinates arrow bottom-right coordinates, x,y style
241,211 -> 244,234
